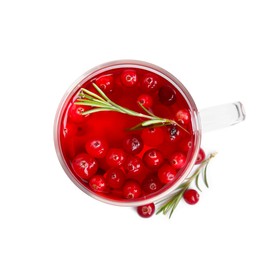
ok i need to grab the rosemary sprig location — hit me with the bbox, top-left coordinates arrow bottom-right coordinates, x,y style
74,83 -> 188,131
156,152 -> 217,218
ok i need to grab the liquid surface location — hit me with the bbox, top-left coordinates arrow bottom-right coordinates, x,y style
59,67 -> 195,202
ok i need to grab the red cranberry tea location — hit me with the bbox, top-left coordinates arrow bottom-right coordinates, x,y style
59,67 -> 195,202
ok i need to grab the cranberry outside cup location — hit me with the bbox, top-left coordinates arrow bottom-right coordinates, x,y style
54,60 -> 245,207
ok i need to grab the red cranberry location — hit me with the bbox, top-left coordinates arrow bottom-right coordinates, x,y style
72,153 -> 98,181
143,149 -> 164,169
142,175 -> 163,194
169,152 -> 187,169
183,189 -> 199,205
95,74 -> 114,93
106,148 -> 126,167
158,164 -> 177,184
68,104 -> 88,123
85,137 -> 109,158
124,156 -> 145,177
179,138 -> 193,153
137,203 -> 155,218
123,134 -> 144,155
141,127 -> 164,147
176,109 -> 190,125
158,85 -> 176,106
137,94 -> 153,109
105,168 -> 126,189
195,148 -> 206,165
121,69 -> 137,87
165,125 -> 183,144
89,175 -> 107,192
122,180 -> 142,199
141,74 -> 159,92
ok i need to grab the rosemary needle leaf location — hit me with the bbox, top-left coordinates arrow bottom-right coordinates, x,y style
203,162 -> 209,188
195,174 -> 202,192
75,100 -> 109,107
156,207 -> 164,215
163,201 -> 174,215
157,196 -> 174,215
74,101 -> 93,107
169,194 -> 183,218
81,108 -> 111,115
138,102 -> 156,117
128,122 -> 144,131
129,122 -> 170,131
81,87 -> 105,102
141,119 -> 166,127
92,83 -> 111,102
78,93 -> 95,101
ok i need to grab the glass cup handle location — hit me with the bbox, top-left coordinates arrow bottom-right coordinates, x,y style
199,102 -> 246,133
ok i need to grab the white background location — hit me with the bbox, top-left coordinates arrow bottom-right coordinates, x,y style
1,0 -> 273,259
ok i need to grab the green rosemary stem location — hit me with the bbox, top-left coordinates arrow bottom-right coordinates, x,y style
156,152 -> 217,218
179,152 -> 217,188
74,83 -> 187,131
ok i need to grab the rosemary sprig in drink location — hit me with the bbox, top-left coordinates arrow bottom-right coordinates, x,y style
156,152 -> 217,218
75,83 -> 188,131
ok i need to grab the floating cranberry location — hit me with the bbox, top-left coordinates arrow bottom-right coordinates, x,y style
185,140 -> 193,151
195,148 -> 206,165
124,156 -> 145,177
68,104 -> 88,123
165,125 -> 183,144
141,74 -> 159,92
85,137 -> 109,158
141,127 -> 164,147
137,94 -> 153,109
143,149 -> 164,169
122,180 -> 142,199
105,168 -> 126,189
176,109 -> 190,125
95,74 -> 114,93
123,134 -> 144,155
106,148 -> 126,167
158,164 -> 177,184
158,85 -> 176,105
179,138 -> 193,153
137,203 -> 155,218
142,175 -> 163,194
72,153 -> 98,181
89,175 -> 107,192
183,189 -> 199,204
169,152 -> 187,169
121,69 -> 137,87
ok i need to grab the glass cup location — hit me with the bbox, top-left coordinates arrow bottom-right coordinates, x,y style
54,60 -> 245,206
